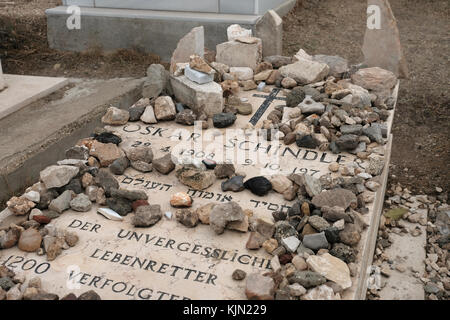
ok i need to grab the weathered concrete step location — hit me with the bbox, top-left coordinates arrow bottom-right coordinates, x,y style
46,1 -> 296,60
0,77 -> 144,206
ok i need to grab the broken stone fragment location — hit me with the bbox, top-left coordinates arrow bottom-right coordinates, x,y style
227,24 -> 252,41
288,271 -> 327,289
6,196 -> 35,216
170,192 -> 193,208
65,145 -> 89,160
212,112 -> 237,128
97,207 -> 124,221
306,253 -> 352,289
264,55 -> 293,69
338,224 -> 361,246
232,269 -> 247,281
152,154 -> 175,175
308,216 -> 331,232
89,141 -> 125,167
312,188 -> 357,210
246,231 -> 266,249
69,194 -> 92,212
140,105 -> 157,124
110,188 -> 147,202
40,165 -> 79,189
189,54 -> 214,74
280,59 -> 330,85
175,109 -> 197,126
216,38 -> 262,71
154,96 -> 176,121
269,175 -> 292,194
329,243 -> 356,263
301,284 -> 339,300
132,205 -> 162,227
229,67 -> 254,81
244,176 -> 272,196
281,77 -> 297,89
313,55 -> 349,78
170,26 -> 204,74
351,67 -> 397,93
221,176 -> 245,192
302,232 -> 329,251
196,203 -> 215,225
209,201 -> 245,235
106,197 -> 132,216
101,107 -> 129,126
0,225 -> 21,249
175,209 -> 199,228
321,206 -> 352,223
245,273 -> 275,300
109,156 -> 129,175
175,166 -> 215,190
48,190 -> 74,214
214,164 -> 235,179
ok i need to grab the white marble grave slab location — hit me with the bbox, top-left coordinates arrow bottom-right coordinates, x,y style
0,84 -> 398,300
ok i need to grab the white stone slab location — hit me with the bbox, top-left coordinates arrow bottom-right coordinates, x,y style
0,74 -> 68,120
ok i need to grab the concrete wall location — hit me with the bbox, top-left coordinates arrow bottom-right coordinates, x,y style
62,0 -> 290,15
47,0 -> 296,60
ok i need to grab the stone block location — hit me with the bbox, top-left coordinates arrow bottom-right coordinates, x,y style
216,39 -> 262,71
256,9 -> 283,57
184,66 -> 214,84
170,75 -> 223,117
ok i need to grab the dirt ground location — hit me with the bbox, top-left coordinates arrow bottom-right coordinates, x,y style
0,0 -> 448,195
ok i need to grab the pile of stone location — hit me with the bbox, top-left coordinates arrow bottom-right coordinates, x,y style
1,177 -> 80,261
0,22 -> 400,300
367,184 -> 449,300
0,265 -> 100,300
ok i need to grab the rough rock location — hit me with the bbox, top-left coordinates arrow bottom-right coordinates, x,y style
280,59 -> 330,84
322,206 -> 351,223
196,203 -> 215,225
106,197 -> 132,216
302,232 -> 329,251
65,145 -> 89,160
175,166 -> 215,190
221,176 -> 245,192
132,205 -> 162,227
312,189 -> 357,210
94,169 -> 119,196
286,87 -> 306,108
339,224 -> 361,246
227,24 -> 252,41
308,216 -> 331,232
69,194 -> 92,212
244,176 -> 272,196
175,109 -> 197,125
154,96 -> 176,121
269,175 -> 293,194
48,190 -> 74,213
306,253 -> 352,289
351,67 -> 397,93
152,154 -> 175,174
301,284 -> 338,300
210,201 -> 245,234
245,273 -> 275,300
288,271 -> 327,289
40,165 -> 79,189
175,209 -> 199,228
110,188 -> 147,201
109,156 -> 129,175
264,55 -> 293,69
214,164 -> 235,179
330,243 -> 356,263
170,192 -> 193,208
89,141 -> 125,167
213,113 -> 237,128
313,55 -> 349,78
140,105 -> 157,124
232,269 -> 247,281
229,67 -> 254,81
6,197 -> 35,216
101,107 -> 129,125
